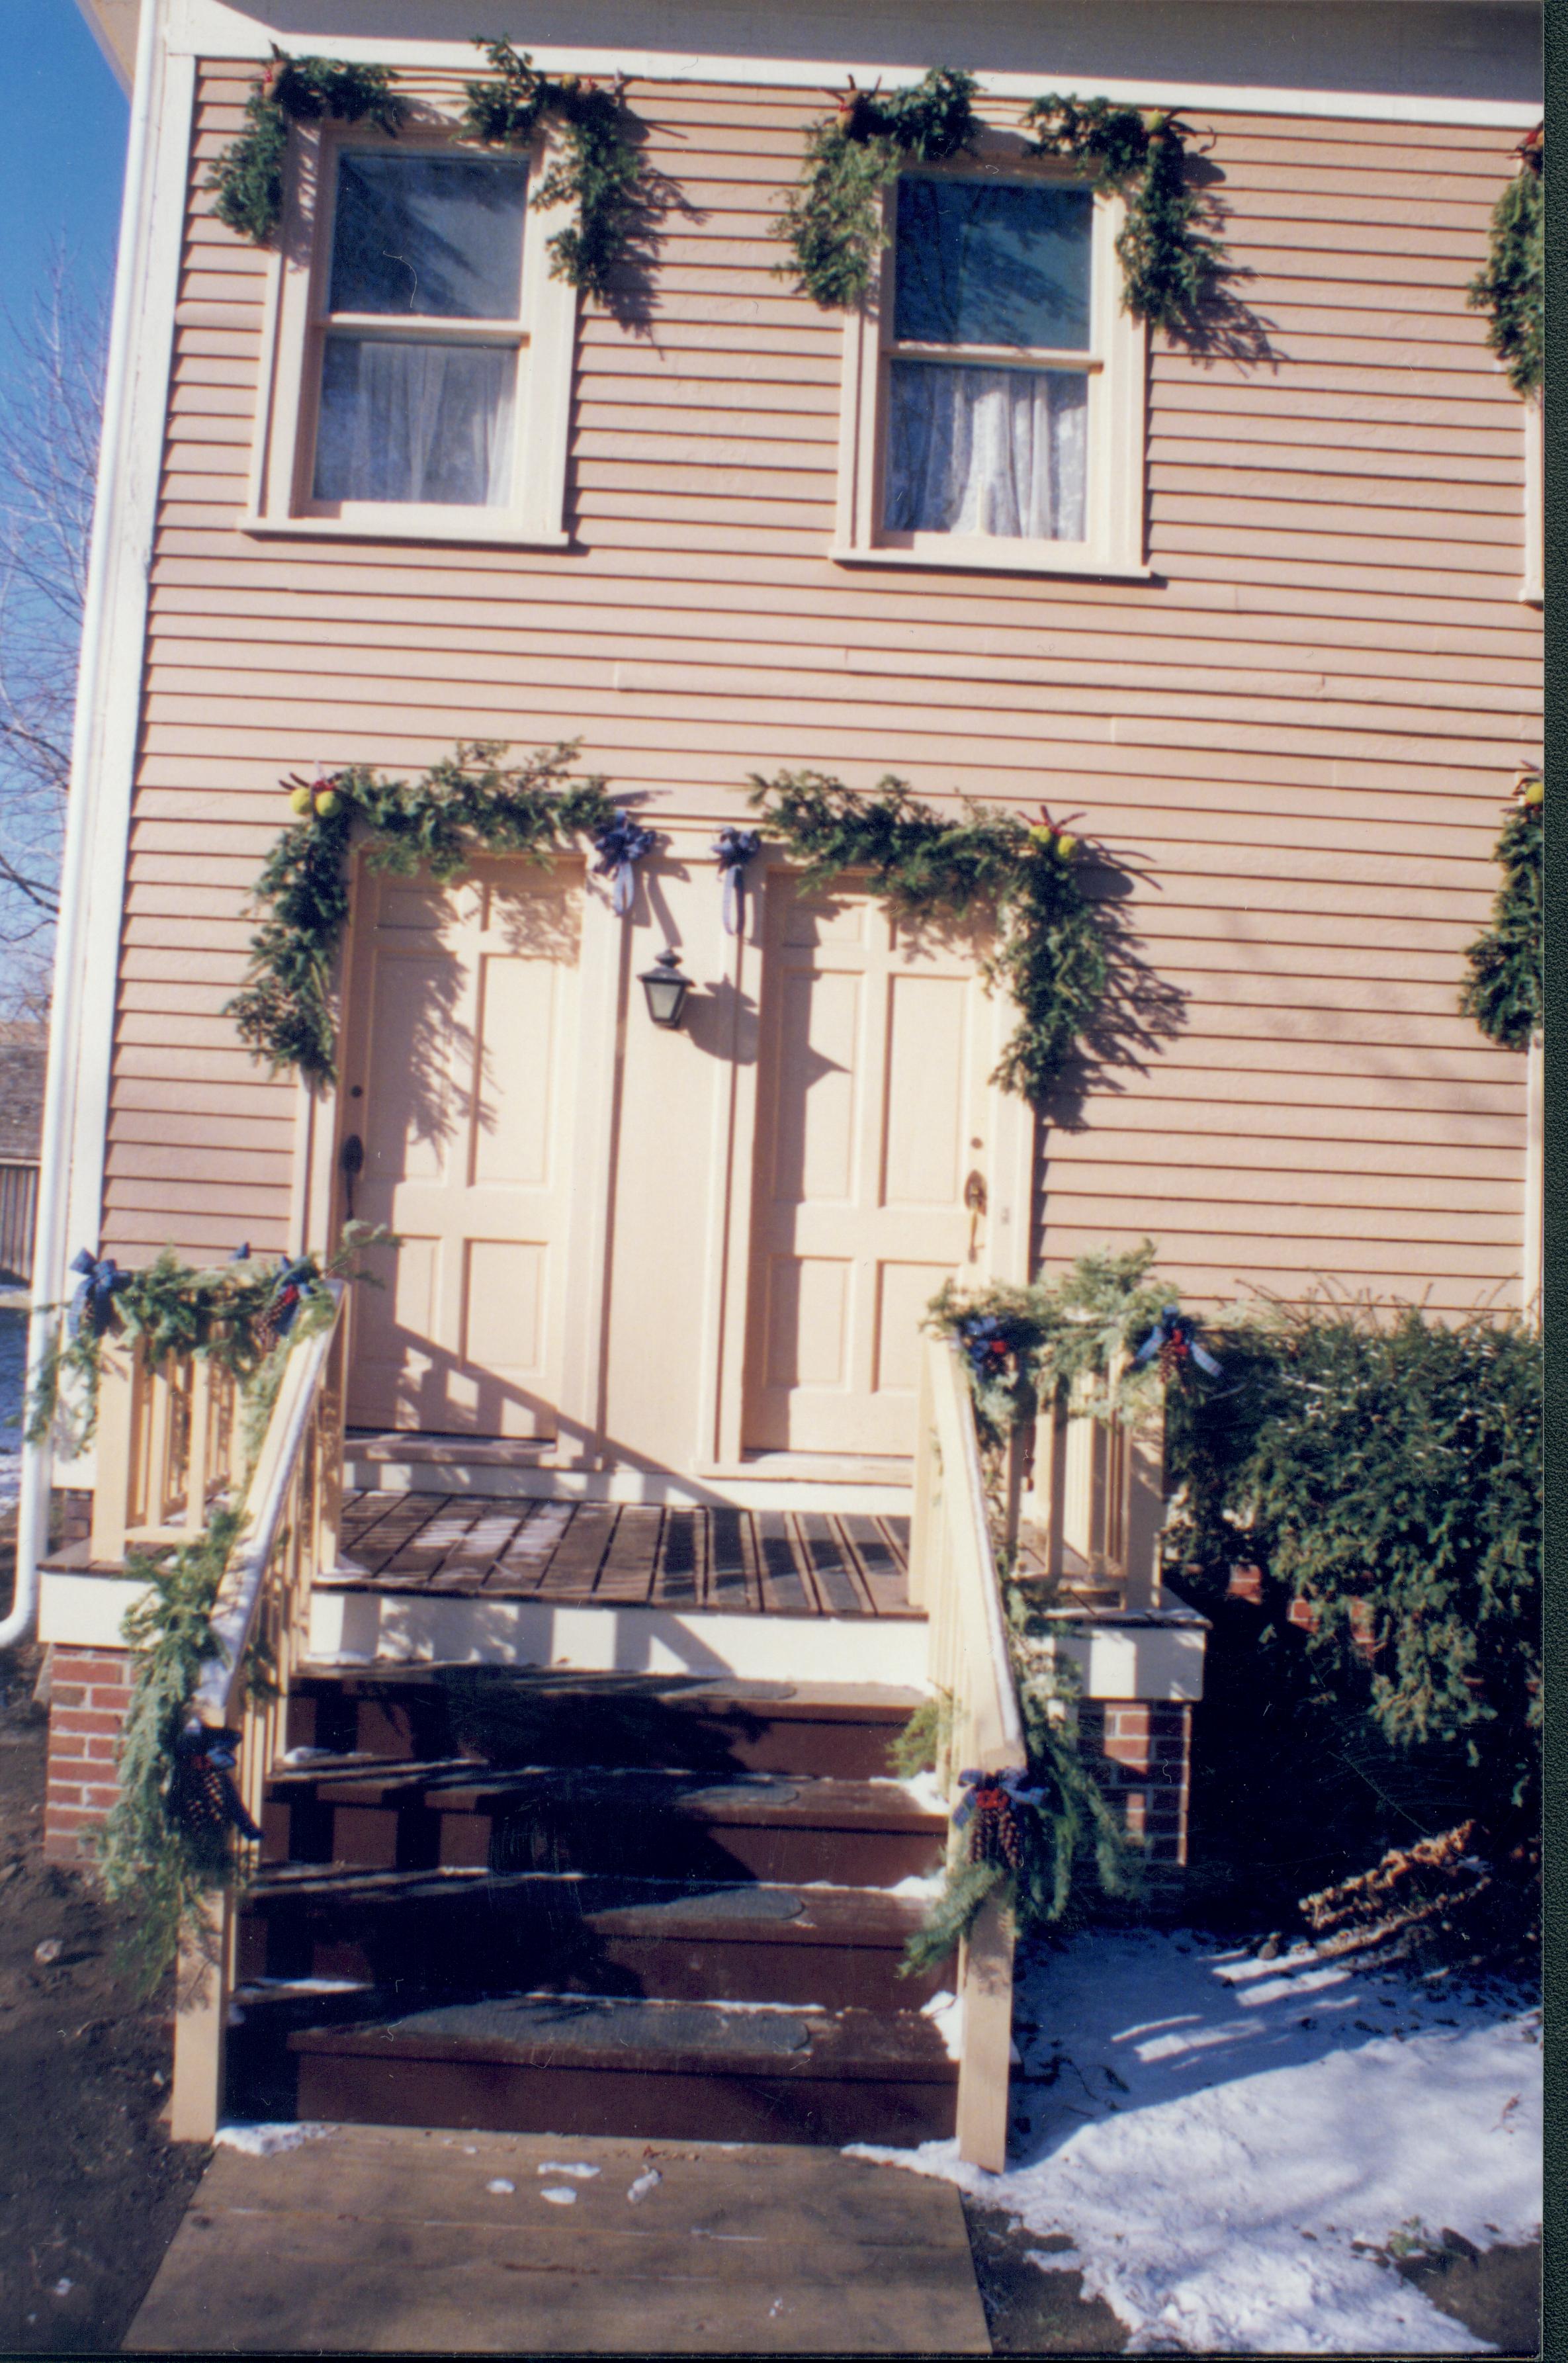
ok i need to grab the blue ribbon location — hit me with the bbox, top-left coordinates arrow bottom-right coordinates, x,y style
953,1766 -> 1050,1828
957,1312 -> 1014,1384
713,827 -> 762,937
592,812 -> 656,918
1133,1305 -> 1223,1378
69,1249 -> 128,1338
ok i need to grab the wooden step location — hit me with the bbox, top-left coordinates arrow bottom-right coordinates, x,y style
286,1993 -> 959,2148
287,1668 -> 925,1784
240,1869 -> 949,2010
266,1762 -> 947,1890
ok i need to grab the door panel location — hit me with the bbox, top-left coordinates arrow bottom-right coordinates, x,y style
743,875 -> 992,1458
344,861 -> 582,1436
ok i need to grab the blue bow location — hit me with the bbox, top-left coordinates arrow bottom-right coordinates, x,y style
1133,1306 -> 1223,1378
263,1255 -> 319,1338
592,813 -> 656,917
69,1249 -> 128,1337
953,1765 -> 1050,1828
713,828 -> 762,936
957,1312 -> 1014,1384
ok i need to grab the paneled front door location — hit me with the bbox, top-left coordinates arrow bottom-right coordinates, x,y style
342,860 -> 583,1435
742,874 -> 994,1458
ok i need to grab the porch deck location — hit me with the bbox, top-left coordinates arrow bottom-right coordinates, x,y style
329,1494 -> 918,1619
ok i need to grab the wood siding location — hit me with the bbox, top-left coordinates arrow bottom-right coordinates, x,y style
105,66 -> 1540,1313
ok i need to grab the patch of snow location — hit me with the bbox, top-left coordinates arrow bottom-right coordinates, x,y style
889,1870 -> 947,1898
216,2121 -> 333,2157
849,1927 -> 1540,2355
540,2186 -> 578,2206
51,2279 -> 73,2298
920,1988 -> 964,2062
238,1976 -> 370,1995
627,2168 -> 662,2204
485,2178 -> 516,2195
539,2161 -> 601,2178
878,1769 -> 948,1814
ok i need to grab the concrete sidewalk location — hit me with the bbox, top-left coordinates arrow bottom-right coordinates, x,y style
124,2121 -> 992,2354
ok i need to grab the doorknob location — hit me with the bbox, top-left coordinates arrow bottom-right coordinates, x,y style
340,1132 -> 365,1220
963,1169 -> 986,1261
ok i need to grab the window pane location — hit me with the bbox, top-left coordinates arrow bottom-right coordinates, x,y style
329,154 -> 528,318
894,179 -> 1092,350
885,361 -> 1087,541
314,337 -> 517,506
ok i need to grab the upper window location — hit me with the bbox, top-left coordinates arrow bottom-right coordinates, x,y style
247,131 -> 576,547
835,167 -> 1147,578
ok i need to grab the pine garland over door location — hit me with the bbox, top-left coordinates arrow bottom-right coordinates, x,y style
1467,124 -> 1543,394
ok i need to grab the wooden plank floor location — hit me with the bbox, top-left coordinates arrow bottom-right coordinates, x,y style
124,2123 -> 990,2354
329,1495 -> 918,1619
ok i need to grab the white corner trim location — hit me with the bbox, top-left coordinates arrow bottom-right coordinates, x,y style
163,5 -> 1541,129
61,40 -> 196,1290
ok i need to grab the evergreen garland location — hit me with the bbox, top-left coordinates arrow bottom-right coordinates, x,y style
925,1242 -> 1174,1445
773,69 -> 984,308
91,1509 -> 249,1994
775,73 -> 1229,334
460,40 -> 646,302
748,772 -> 1110,1102
227,742 -> 619,1084
1459,779 -> 1543,1049
1467,125 -> 1543,395
207,54 -> 408,244
1023,95 -> 1227,332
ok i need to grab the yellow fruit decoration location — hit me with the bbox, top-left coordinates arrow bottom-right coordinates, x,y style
314,789 -> 341,819
1055,832 -> 1078,857
1522,776 -> 1544,807
288,783 -> 314,818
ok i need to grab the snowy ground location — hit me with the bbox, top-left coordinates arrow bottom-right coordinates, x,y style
852,1926 -> 1541,2354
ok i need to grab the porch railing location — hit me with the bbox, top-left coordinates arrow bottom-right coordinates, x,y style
101,1287 -> 349,2141
1027,1355 -> 1167,1609
907,1332 -> 1029,2173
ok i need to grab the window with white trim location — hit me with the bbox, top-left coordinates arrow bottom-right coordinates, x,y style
835,165 -> 1147,577
247,128 -> 576,547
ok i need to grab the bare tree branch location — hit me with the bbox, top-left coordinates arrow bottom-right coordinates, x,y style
0,248 -> 109,1010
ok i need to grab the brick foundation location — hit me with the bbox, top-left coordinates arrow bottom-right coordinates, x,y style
44,1645 -> 134,1863
1078,1700 -> 1194,1869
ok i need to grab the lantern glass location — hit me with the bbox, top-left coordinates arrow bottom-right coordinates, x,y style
640,947 -> 690,1029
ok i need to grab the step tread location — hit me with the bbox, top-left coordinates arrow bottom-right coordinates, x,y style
292,1668 -> 926,1719
286,1993 -> 958,2084
245,1867 -> 939,1948
269,1761 -> 946,1830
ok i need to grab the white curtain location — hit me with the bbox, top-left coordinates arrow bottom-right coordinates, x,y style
314,338 -> 516,508
885,362 -> 1088,542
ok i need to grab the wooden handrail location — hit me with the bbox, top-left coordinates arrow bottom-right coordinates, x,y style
909,1333 -> 1028,2172
193,1283 -> 345,1730
169,1284 -> 346,2143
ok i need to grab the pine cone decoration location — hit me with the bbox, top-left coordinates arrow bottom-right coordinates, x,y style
965,1785 -> 1023,1869
170,1730 -> 263,1844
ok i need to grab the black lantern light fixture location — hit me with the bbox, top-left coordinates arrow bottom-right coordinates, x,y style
639,946 -> 691,1030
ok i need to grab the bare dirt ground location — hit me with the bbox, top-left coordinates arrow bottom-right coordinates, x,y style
0,1630 -> 208,2354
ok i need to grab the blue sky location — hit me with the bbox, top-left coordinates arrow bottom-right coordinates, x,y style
1,0 -> 128,353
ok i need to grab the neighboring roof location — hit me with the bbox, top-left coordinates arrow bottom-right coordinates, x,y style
74,0 -> 137,93
0,1023 -> 47,1161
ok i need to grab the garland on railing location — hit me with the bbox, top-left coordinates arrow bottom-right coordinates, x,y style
91,1509 -> 255,1994
207,54 -> 408,244
25,1227 -> 384,1455
1467,124 -> 1543,395
774,71 -> 1229,333
1460,776 -> 1543,1050
924,1243 -> 1179,1445
460,40 -> 647,302
773,68 -> 982,308
896,1672 -> 1139,1972
227,742 -> 620,1083
748,772 -> 1110,1103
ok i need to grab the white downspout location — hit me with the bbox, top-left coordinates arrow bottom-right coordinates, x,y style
1,0 -> 160,1648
